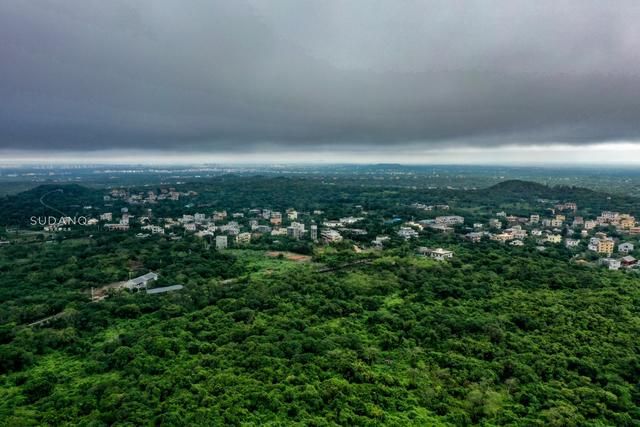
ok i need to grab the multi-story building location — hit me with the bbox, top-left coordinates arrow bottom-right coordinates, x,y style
215,235 -> 228,250
491,232 -> 514,242
464,232 -> 483,243
142,225 -> 165,234
618,242 -> 634,254
489,219 -> 502,229
397,227 -> 419,239
213,211 -> 227,222
270,212 -> 282,226
435,216 -> 464,225
618,215 -> 636,230
310,224 -> 318,241
600,258 -> 621,270
565,238 -> 580,248
546,234 -> 562,244
252,225 -> 272,234
321,229 -> 343,243
597,238 -> 615,255
236,232 -> 251,245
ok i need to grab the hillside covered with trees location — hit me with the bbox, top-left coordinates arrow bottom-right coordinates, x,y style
1,177 -> 639,425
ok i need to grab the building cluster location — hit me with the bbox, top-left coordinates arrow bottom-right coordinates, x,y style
458,205 -> 639,270
105,187 -> 198,205
34,186 -> 639,274
93,203 -> 363,248
411,203 -> 450,211
399,200 -> 639,270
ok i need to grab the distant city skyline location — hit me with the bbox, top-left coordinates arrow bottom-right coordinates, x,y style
2,1 -> 640,164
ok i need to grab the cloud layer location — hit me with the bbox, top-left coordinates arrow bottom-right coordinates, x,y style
2,1 -> 640,153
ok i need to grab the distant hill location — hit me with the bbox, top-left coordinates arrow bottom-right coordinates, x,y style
488,179 -> 547,191
486,179 -> 603,198
19,184 -> 97,199
487,180 -> 551,196
481,179 -> 639,215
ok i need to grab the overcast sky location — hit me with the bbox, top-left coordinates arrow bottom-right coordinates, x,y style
2,1 -> 640,164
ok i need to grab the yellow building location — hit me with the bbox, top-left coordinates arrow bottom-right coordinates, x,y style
597,239 -> 614,254
546,234 -> 562,244
618,215 -> 636,230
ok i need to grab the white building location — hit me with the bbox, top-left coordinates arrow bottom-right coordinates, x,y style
285,222 -> 305,240
126,272 -> 158,290
619,242 -> 634,254
465,232 -> 483,242
218,222 -> 240,235
418,247 -> 454,261
142,225 -> 165,234
565,239 -> 580,248
600,258 -> 621,270
546,234 -> 562,244
397,227 -> 419,239
584,220 -> 597,230
372,235 -> 390,249
321,229 -> 343,243
236,232 -> 251,244
340,216 -> 364,225
215,235 -> 228,250
435,216 -> 464,225
104,223 -> 129,231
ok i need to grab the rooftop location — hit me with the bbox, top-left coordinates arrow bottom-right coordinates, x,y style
146,285 -> 184,294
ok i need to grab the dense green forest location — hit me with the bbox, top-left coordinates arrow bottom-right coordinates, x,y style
1,177 -> 640,425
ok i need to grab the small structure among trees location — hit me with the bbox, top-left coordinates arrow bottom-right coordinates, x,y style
125,272 -> 158,290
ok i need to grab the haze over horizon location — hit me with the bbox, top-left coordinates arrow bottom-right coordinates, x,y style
2,1 -> 640,164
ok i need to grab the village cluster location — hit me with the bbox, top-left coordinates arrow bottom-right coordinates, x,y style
406,201 -> 639,270
36,187 -> 640,272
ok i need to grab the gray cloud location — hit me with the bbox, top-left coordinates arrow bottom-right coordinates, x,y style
1,0 -> 640,153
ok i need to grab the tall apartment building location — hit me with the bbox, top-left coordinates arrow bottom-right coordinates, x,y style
215,235 -> 228,250
597,238 -> 614,255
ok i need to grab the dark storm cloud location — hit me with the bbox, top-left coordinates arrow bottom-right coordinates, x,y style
1,0 -> 640,152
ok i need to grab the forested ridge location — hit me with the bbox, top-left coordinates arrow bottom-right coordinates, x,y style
1,239 -> 640,425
